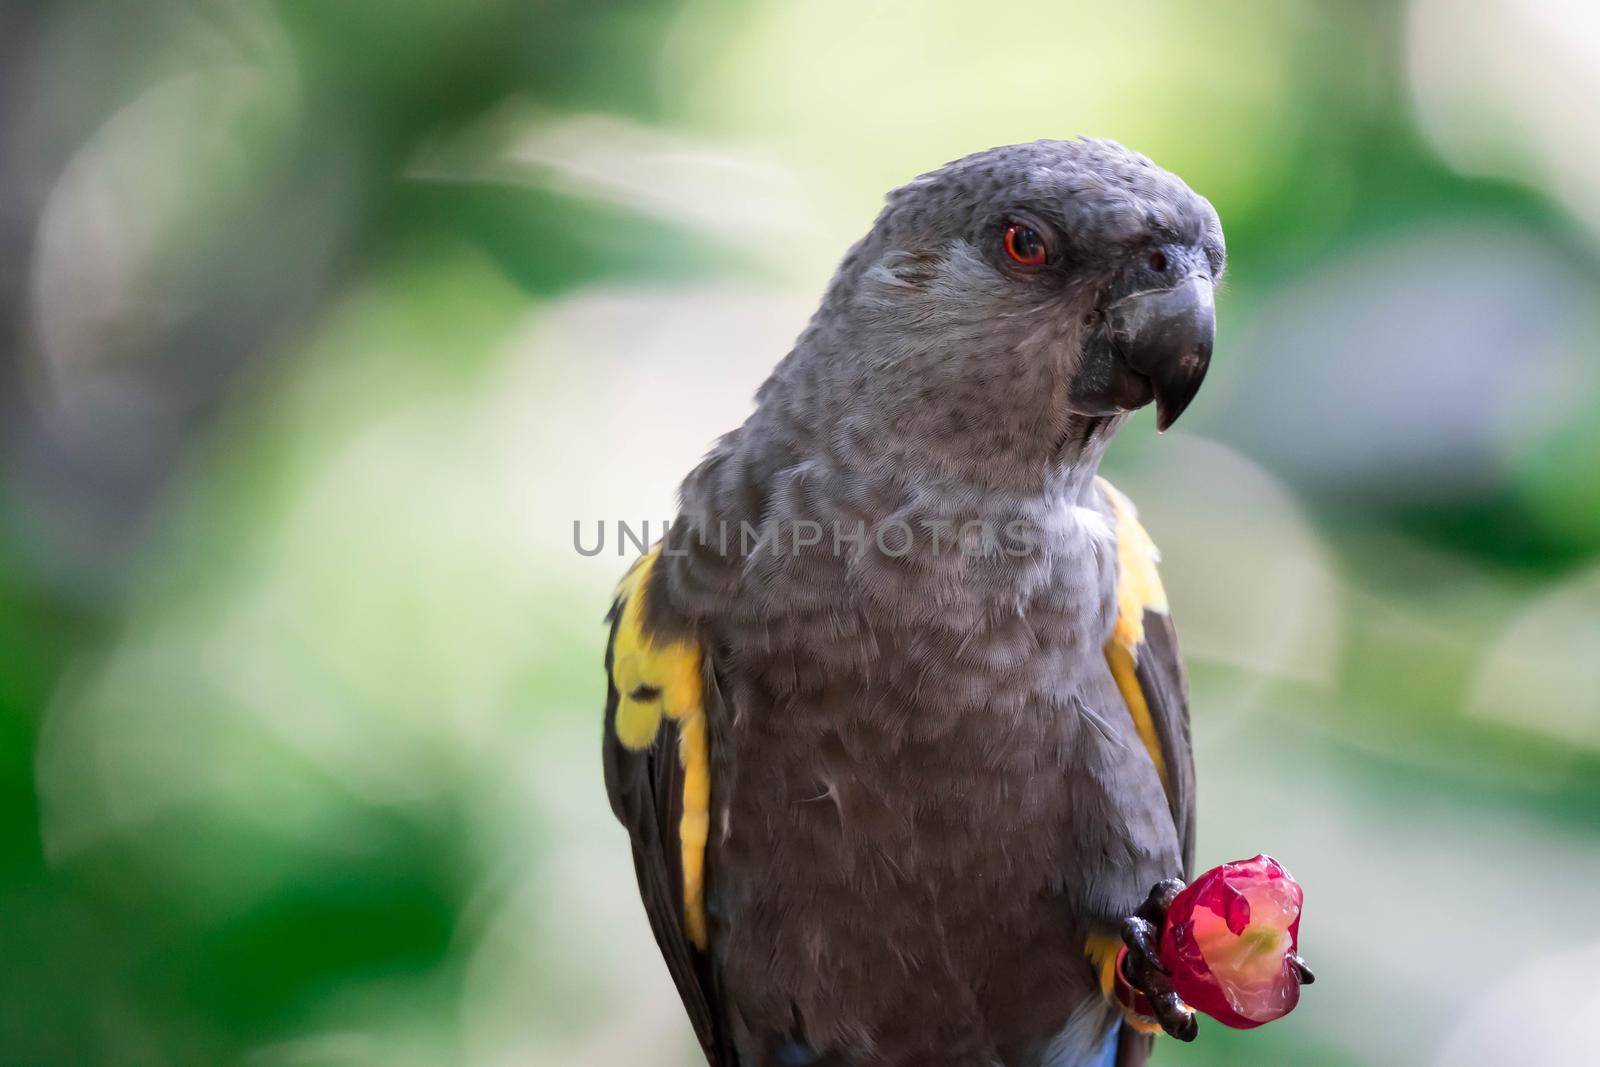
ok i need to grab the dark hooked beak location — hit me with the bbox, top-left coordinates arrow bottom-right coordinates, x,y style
1106,273 -> 1215,431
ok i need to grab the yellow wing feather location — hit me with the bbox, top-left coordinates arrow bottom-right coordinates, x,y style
611,546 -> 711,949
1100,478 -> 1170,650
1097,478 -> 1172,795
1089,477 -> 1175,1032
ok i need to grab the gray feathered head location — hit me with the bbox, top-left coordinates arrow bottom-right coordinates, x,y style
775,139 -> 1224,491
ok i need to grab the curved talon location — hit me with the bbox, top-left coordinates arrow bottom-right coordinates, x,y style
1119,878 -> 1199,1041
1289,953 -> 1316,985
1153,994 -> 1199,1042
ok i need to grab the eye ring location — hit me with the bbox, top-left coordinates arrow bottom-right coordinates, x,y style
1003,222 -> 1048,268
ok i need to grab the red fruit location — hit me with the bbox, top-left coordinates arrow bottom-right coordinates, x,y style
1160,855 -> 1305,1028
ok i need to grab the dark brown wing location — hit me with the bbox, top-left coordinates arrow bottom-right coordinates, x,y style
1133,608 -> 1197,878
1099,476 -> 1198,880
1107,618 -> 1194,1067
602,608 -> 735,1067
1099,479 -> 1200,1066
1109,612 -> 1197,1067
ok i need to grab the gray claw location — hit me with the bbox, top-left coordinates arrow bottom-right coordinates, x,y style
1289,953 -> 1316,985
1119,916 -> 1168,976
1120,879 -> 1198,1042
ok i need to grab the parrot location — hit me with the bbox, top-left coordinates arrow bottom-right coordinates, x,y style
602,138 -> 1255,1067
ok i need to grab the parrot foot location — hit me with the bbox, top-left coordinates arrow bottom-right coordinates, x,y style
1118,878 -> 1199,1042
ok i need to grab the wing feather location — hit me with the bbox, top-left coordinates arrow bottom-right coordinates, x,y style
1095,479 -> 1200,1064
1098,477 -> 1196,876
602,550 -> 734,1066
1131,608 -> 1195,876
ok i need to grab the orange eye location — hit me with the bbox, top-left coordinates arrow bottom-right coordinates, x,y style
1004,223 -> 1047,267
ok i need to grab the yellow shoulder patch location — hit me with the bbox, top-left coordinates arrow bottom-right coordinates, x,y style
1097,477 -> 1169,651
1097,477 -> 1172,796
611,546 -> 711,949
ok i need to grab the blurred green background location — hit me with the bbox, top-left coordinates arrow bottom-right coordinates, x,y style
2,1 -> 1598,1064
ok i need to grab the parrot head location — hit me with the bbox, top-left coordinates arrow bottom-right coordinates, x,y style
811,139 -> 1224,482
